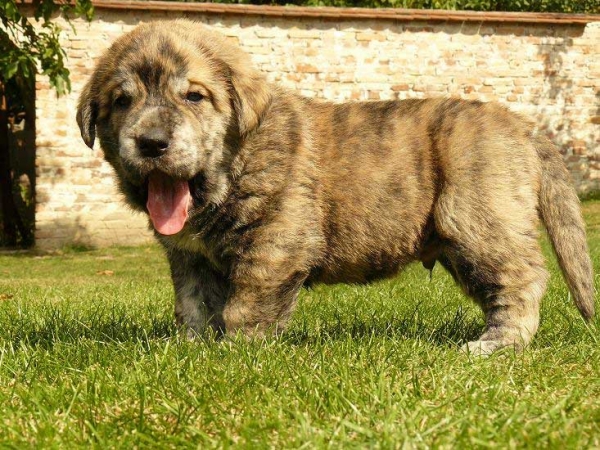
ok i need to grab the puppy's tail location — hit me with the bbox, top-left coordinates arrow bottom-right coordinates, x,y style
536,135 -> 595,320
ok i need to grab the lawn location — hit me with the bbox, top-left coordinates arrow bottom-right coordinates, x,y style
1,202 -> 599,448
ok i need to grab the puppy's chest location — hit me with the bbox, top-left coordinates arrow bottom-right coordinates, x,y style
164,228 -> 228,272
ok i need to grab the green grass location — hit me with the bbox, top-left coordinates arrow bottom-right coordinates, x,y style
1,203 -> 599,448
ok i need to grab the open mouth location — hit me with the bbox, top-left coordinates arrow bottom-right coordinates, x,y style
145,171 -> 205,236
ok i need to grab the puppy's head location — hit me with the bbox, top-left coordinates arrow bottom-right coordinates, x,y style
77,21 -> 271,236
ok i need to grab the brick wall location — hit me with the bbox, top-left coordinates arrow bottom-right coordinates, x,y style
33,2 -> 600,249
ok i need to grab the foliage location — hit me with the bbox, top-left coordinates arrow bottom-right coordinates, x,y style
0,201 -> 598,446
0,0 -> 94,98
0,0 -> 93,249
178,0 -> 599,13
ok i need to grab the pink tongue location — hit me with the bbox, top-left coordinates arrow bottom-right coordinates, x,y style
146,172 -> 191,235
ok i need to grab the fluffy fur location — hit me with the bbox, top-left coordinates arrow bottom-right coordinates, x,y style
77,20 -> 595,354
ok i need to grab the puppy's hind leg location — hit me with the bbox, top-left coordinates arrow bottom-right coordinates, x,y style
434,180 -> 550,355
441,237 -> 549,356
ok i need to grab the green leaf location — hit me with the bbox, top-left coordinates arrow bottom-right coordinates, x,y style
4,61 -> 19,80
0,0 -> 94,96
2,0 -> 21,23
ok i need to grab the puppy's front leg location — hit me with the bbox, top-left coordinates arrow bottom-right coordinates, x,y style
166,249 -> 228,338
223,264 -> 307,338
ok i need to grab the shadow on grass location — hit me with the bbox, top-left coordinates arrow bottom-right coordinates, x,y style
285,306 -> 484,349
5,309 -> 177,350
5,301 -> 485,350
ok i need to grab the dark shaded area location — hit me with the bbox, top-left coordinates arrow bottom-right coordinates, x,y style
284,305 -> 484,348
0,77 -> 36,248
6,311 -> 177,350
5,304 -> 482,351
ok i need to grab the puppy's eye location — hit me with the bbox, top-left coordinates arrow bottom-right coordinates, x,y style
185,92 -> 203,103
114,95 -> 131,109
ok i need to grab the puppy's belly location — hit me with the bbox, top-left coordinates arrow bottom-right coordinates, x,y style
306,249 -> 414,285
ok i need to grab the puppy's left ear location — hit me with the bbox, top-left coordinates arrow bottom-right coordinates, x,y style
230,64 -> 272,137
76,80 -> 98,149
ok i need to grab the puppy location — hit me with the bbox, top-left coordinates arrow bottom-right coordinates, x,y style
77,20 -> 595,354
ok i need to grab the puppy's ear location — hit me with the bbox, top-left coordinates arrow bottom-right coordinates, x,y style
76,80 -> 98,149
230,65 -> 271,137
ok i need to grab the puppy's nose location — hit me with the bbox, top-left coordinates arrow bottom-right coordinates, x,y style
137,129 -> 170,158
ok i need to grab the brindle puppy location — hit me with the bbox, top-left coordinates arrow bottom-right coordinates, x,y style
77,20 -> 595,355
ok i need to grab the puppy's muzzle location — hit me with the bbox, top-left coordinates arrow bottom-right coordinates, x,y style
137,128 -> 170,158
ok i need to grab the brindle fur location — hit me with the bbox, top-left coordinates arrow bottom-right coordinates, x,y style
77,20 -> 595,355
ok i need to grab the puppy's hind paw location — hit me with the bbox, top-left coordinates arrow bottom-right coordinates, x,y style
461,340 -> 504,357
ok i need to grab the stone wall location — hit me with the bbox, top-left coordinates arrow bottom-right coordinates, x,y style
33,2 -> 600,249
